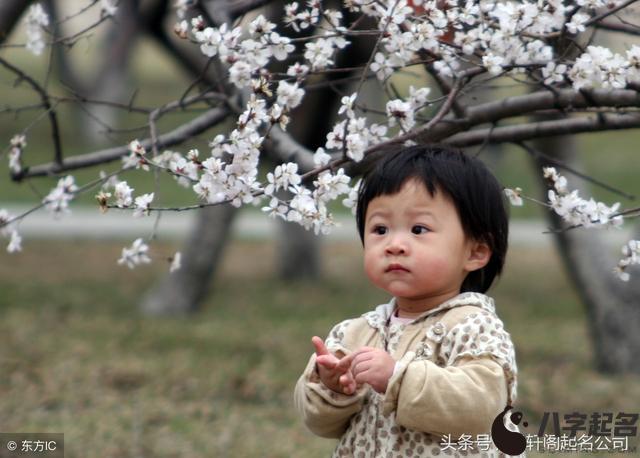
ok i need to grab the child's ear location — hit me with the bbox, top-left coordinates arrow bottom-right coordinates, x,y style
464,241 -> 491,272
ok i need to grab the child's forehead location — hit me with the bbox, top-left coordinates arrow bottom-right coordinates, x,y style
369,178 -> 446,204
366,180 -> 457,213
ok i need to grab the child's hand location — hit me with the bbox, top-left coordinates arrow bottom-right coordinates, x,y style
346,347 -> 395,394
311,336 -> 358,395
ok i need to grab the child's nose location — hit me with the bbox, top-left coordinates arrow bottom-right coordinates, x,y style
385,235 -> 408,255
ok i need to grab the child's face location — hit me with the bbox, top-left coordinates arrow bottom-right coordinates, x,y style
362,179 -> 490,313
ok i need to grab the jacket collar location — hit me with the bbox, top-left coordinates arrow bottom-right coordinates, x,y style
362,292 -> 496,331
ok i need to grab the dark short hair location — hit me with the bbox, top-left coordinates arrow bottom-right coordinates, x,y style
356,144 -> 509,293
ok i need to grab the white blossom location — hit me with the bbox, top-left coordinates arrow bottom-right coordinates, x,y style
276,81 -> 304,109
313,147 -> 332,167
229,61 -> 254,88
8,134 -> 26,174
0,209 -> 15,237
346,131 -> 367,162
99,171 -> 120,191
122,139 -> 149,171
542,62 -> 567,85
268,33 -> 295,61
197,27 -> 223,57
100,0 -> 118,16
566,13 -> 589,35
133,193 -> 154,217
174,0 -> 193,19
7,230 -> 22,253
249,15 -> 276,37
265,162 -> 301,196
326,120 -> 347,150
170,251 -> 182,273
626,45 -> 640,81
342,179 -> 361,215
304,38 -> 335,70
261,197 -> 289,220
286,62 -> 310,79
544,167 -> 623,229
482,53 -> 505,76
504,188 -> 523,207
313,169 -> 351,203
114,181 -> 134,208
338,93 -> 357,118
408,86 -> 431,109
24,3 -> 49,56
386,99 -> 415,131
370,52 -> 395,81
117,238 -> 151,269
368,123 -> 388,144
43,176 -> 78,216
615,240 -> 640,281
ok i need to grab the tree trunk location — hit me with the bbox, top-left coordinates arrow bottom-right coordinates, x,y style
140,204 -> 238,315
531,136 -> 640,373
0,0 -> 29,43
276,217 -> 322,280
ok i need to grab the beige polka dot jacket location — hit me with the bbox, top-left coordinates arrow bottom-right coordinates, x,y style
294,292 -> 519,457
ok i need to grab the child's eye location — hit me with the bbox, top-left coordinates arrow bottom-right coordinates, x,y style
372,225 -> 387,235
411,225 -> 429,235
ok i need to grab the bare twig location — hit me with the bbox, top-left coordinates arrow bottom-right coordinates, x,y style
516,142 -> 635,200
0,56 -> 64,165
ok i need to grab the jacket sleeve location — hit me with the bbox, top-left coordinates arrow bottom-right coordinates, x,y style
383,355 -> 508,436
381,308 -> 517,437
293,353 -> 368,438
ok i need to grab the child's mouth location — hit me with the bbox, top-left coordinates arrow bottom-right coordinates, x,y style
386,263 -> 410,272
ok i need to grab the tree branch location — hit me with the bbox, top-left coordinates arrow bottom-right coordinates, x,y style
422,88 -> 640,142
13,106 -> 230,180
585,0 -> 639,28
445,114 -> 640,146
463,88 -> 640,124
595,20 -> 640,36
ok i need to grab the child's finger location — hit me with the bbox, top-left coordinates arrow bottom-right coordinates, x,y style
311,336 -> 329,356
336,347 -> 374,371
316,354 -> 337,369
351,351 -> 375,368
339,372 -> 356,394
352,360 -> 372,376
354,369 -> 372,385
335,352 -> 357,371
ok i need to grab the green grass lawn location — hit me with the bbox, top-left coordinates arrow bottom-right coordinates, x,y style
1,239 -> 639,457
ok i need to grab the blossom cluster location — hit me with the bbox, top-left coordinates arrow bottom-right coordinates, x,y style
117,238 -> 151,269
543,167 -> 638,281
100,0 -> 118,17
43,176 -> 78,217
614,240 -> 640,282
8,134 -> 26,175
544,167 -> 623,229
0,209 -> 21,253
24,3 -> 49,56
261,163 -> 351,234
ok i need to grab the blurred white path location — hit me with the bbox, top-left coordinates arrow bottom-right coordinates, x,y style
2,205 -> 633,247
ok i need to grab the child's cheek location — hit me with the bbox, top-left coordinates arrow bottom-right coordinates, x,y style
363,252 -> 379,284
417,255 -> 450,280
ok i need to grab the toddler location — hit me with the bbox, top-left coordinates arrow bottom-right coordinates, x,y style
294,145 -> 518,457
